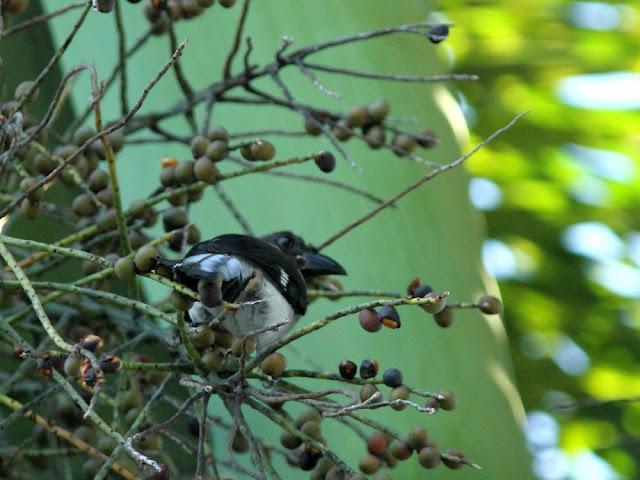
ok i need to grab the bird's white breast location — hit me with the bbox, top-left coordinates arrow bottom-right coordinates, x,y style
188,269 -> 297,349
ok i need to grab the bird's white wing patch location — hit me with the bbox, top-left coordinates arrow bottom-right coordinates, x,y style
279,268 -> 289,288
177,254 -> 251,281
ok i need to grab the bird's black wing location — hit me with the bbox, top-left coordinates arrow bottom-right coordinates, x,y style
181,234 -> 308,314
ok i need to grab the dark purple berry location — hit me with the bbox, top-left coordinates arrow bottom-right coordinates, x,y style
359,308 -> 382,332
360,359 -> 379,379
339,360 -> 357,380
382,368 -> 403,388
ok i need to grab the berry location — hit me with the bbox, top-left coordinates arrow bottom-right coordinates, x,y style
418,446 -> 441,469
412,283 -> 433,298
368,99 -> 390,122
360,359 -> 379,379
162,207 -> 188,231
314,151 -> 336,173
190,135 -> 208,158
261,352 -> 287,377
160,166 -> 179,187
359,384 -> 379,402
378,305 -> 401,329
232,431 -> 249,453
367,433 -> 387,456
231,336 -> 256,357
20,176 -> 43,201
250,140 -> 276,161
364,125 -> 385,149
389,440 -> 412,461
114,257 -> 136,281
162,157 -> 178,168
280,431 -> 301,450
218,0 -> 237,7
304,117 -> 322,136
88,169 -> 109,192
194,156 -> 219,184
170,290 -> 194,311
332,119 -> 352,141
133,244 -> 157,273
63,354 -> 82,377
339,359 -> 357,380
201,350 -> 224,372
359,308 -> 381,333
477,294 -> 503,315
434,307 -> 454,328
358,454 -> 381,475
437,390 -> 456,411
389,385 -> 410,411
79,334 -> 104,353
301,420 -> 322,440
442,448 -> 465,469
198,279 -> 222,308
206,140 -> 228,162
99,355 -> 122,373
345,105 -> 369,128
175,160 -> 196,184
20,198 -> 40,220
190,325 -> 216,349
295,408 -> 322,428
421,291 -> 446,314
392,133 -> 417,155
382,368 -> 403,388
408,426 -> 429,451
416,128 -> 437,148
72,194 -> 98,217
207,125 -> 229,142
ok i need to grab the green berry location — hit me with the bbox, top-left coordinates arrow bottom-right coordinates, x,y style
304,117 -> 322,136
389,385 -> 410,411
345,105 -> 369,128
392,133 -> 417,155
364,125 -> 386,149
73,125 -> 96,146
20,198 -> 40,220
190,325 -> 216,349
294,408 -> 322,429
280,430 -> 302,450
232,431 -> 249,453
418,446 -> 441,469
332,119 -> 352,141
72,194 -> 98,217
19,176 -> 43,201
359,384 -> 379,402
163,207 -> 188,231
170,290 -> 194,311
190,135 -> 209,158
194,156 -> 219,183
207,125 -> 229,142
250,140 -> 276,161
160,166 -> 179,187
358,454 -> 381,475
301,420 -> 322,440
261,352 -> 287,377
206,140 -> 228,162
421,291 -> 446,314
389,439 -> 413,461
175,160 -> 196,184
63,354 -> 82,377
218,0 -> 237,7
368,99 -> 390,122
88,169 -> 109,192
133,244 -> 157,273
201,350 -> 225,372
408,426 -> 429,451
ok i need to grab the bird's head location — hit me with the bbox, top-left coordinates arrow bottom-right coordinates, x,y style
262,231 -> 346,278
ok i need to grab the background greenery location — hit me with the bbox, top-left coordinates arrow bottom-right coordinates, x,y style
445,1 -> 640,479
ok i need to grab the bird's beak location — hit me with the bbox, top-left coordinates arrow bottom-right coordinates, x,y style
298,251 -> 346,277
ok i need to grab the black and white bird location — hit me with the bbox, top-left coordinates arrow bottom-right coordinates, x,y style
156,231 -> 346,348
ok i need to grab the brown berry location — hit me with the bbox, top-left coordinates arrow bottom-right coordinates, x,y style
250,140 -> 276,161
194,156 -> 219,184
389,440 -> 412,461
358,454 -> 381,475
477,294 -> 503,315
359,384 -> 380,402
434,307 -> 454,328
367,433 -> 387,456
190,135 -> 208,158
437,390 -> 456,411
261,352 -> 287,377
359,308 -> 381,333
389,385 -> 410,411
368,99 -> 390,122
418,446 -> 441,469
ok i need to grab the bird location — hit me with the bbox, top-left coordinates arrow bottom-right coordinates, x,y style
155,231 -> 346,348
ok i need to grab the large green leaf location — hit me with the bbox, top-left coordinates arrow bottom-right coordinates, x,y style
35,1 -> 532,477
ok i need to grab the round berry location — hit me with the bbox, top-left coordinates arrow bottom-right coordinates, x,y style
314,151 -> 336,173
368,99 -> 390,122
364,125 -> 385,149
392,133 -> 417,155
175,160 -> 196,184
434,307 -> 454,328
418,446 -> 441,469
207,125 -> 229,142
389,385 -> 410,411
345,105 -> 369,128
339,359 -> 357,380
421,291 -> 446,314
190,135 -> 208,158
382,368 -> 403,388
72,194 -> 98,217
133,245 -> 157,273
477,294 -> 503,315
261,352 -> 287,377
194,156 -> 219,184
88,169 -> 109,193
367,433 -> 387,456
412,283 -> 433,298
378,305 -> 400,329
280,431 -> 301,450
250,140 -> 276,161
359,308 -> 381,333
358,454 -> 381,475
114,257 -> 136,281
408,426 -> 429,451
360,359 -> 379,379
389,440 -> 413,461
190,325 -> 216,349
170,290 -> 194,311
437,390 -> 456,411
198,279 -> 222,308
359,384 -> 380,402
206,140 -> 228,162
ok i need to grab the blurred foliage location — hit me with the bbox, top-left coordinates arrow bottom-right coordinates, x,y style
446,0 -> 640,478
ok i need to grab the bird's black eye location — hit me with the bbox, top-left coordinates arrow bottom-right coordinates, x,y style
277,235 -> 295,250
